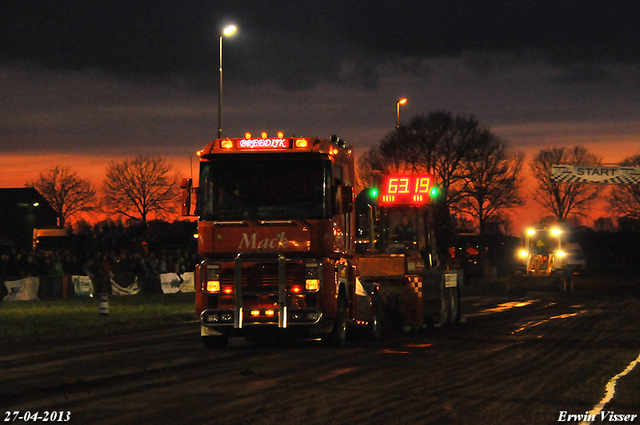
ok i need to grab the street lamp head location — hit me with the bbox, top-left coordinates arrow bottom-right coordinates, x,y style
398,98 -> 407,105
223,25 -> 237,36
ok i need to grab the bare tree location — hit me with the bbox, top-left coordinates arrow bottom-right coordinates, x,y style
607,154 -> 640,219
356,145 -> 402,191
102,156 -> 179,229
26,166 -> 97,226
593,216 -> 616,232
456,135 -> 525,234
359,111 -> 486,208
530,146 -> 602,222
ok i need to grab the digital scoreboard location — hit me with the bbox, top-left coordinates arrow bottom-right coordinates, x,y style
379,174 -> 436,205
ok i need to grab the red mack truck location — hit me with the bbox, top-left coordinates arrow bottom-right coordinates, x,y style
181,134 -> 380,348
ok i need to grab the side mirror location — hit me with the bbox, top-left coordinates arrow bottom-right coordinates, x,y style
333,185 -> 354,215
341,186 -> 354,213
180,178 -> 193,216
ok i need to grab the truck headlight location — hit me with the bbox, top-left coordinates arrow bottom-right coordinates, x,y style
205,264 -> 221,293
305,262 -> 321,291
305,279 -> 320,291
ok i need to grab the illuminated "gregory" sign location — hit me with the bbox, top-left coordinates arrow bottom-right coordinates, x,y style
237,138 -> 289,149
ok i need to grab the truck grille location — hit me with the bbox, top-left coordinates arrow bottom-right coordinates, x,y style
220,262 -> 304,293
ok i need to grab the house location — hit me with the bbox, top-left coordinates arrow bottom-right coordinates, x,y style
0,188 -> 58,250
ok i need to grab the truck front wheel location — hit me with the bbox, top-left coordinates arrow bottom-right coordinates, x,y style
202,334 -> 229,349
327,295 -> 348,347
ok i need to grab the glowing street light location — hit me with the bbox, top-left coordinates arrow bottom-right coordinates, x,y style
396,98 -> 407,128
218,25 -> 238,139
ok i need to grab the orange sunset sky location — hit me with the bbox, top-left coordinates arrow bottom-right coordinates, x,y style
2,2 -> 639,233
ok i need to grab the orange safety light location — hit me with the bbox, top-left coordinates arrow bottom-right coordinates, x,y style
220,140 -> 234,149
290,285 -> 303,293
265,310 -> 276,316
222,285 -> 234,294
196,149 -> 203,157
245,132 -> 252,138
251,310 -> 260,317
295,138 -> 308,148
261,132 -> 268,139
277,132 -> 284,138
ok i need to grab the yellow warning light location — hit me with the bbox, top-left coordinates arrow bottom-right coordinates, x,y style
245,132 -> 252,139
295,138 -> 308,148
220,140 -> 234,149
265,310 -> 275,316
261,132 -> 268,139
277,132 -> 284,138
196,150 -> 203,157
251,310 -> 260,317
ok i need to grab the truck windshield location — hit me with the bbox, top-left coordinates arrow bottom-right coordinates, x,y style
198,156 -> 330,220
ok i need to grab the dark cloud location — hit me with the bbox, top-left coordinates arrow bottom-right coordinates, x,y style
550,66 -> 613,85
1,0 -> 639,91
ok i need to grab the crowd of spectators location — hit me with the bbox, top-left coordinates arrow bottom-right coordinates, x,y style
1,220 -> 201,299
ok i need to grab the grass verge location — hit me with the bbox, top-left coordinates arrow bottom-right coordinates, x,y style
0,292 -> 197,342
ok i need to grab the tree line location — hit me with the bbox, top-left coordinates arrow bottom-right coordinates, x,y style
26,156 -> 179,228
25,113 -> 640,235
358,110 -> 640,234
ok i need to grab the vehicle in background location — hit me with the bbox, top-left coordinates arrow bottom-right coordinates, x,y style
510,226 -> 572,295
450,233 -> 486,280
32,228 -> 69,253
355,174 -> 462,331
564,242 -> 587,275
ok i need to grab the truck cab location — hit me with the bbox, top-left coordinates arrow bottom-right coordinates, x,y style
183,135 -> 379,348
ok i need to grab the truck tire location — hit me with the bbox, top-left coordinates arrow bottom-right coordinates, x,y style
369,297 -> 382,340
447,286 -> 460,325
202,334 -> 229,349
561,274 -> 574,296
439,285 -> 450,326
327,295 -> 348,347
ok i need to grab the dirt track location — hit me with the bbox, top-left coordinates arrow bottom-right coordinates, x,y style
2,276 -> 640,425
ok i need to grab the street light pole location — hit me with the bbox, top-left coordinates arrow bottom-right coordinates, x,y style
396,98 -> 407,128
218,25 -> 237,139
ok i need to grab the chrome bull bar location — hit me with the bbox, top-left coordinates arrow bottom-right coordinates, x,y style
234,252 -> 287,329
